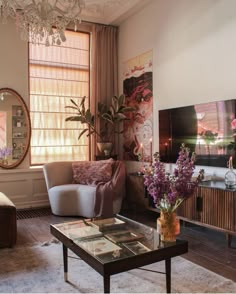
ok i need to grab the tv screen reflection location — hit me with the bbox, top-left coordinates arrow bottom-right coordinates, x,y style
159,99 -> 236,168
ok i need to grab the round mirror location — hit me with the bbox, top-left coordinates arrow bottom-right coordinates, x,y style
0,88 -> 31,169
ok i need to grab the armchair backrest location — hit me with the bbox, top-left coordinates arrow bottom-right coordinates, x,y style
43,161 -> 73,190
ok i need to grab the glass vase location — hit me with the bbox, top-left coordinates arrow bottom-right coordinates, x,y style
157,211 -> 180,242
225,157 -> 236,189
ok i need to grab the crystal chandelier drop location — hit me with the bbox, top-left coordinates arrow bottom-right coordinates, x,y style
0,0 -> 85,46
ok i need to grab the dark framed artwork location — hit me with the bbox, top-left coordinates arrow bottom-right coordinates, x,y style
123,50 -> 153,162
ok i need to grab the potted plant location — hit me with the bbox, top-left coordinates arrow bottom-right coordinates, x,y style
65,94 -> 135,155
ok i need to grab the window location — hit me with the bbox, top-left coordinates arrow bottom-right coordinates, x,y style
29,30 -> 90,165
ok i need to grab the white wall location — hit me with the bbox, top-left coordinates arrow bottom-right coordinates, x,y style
0,20 -> 48,207
118,0 -> 236,177
0,19 -> 29,169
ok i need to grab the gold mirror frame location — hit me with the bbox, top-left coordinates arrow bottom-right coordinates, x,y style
0,88 -> 31,169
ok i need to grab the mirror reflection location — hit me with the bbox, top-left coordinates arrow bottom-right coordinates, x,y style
0,88 -> 31,169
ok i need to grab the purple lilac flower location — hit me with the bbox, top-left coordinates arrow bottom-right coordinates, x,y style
144,143 -> 203,212
0,146 -> 12,159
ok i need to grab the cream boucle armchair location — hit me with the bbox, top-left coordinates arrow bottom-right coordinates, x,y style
43,160 -> 126,218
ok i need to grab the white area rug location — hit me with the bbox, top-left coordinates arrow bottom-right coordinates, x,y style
0,240 -> 235,293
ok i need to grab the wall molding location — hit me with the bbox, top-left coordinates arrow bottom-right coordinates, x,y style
0,168 -> 49,209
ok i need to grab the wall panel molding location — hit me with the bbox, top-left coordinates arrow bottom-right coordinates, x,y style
0,169 -> 49,209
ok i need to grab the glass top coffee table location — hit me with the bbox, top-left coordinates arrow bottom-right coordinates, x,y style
50,214 -> 188,293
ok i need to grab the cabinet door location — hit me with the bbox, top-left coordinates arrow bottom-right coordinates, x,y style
200,187 -> 235,231
177,189 -> 199,221
126,174 -> 148,211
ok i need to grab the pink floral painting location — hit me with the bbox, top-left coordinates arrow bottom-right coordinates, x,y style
0,111 -> 6,147
123,50 -> 153,161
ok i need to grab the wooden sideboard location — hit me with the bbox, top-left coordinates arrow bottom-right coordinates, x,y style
124,172 -> 149,212
139,178 -> 236,247
125,174 -> 236,246
176,181 -> 236,247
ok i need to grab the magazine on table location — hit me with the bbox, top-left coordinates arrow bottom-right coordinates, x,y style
77,237 -> 122,256
123,241 -> 151,255
89,217 -> 126,231
105,230 -> 144,243
66,225 -> 103,241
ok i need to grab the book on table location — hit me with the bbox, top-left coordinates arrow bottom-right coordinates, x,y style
123,241 -> 151,255
89,217 -> 126,231
65,225 -> 103,241
77,237 -> 122,256
105,230 -> 144,243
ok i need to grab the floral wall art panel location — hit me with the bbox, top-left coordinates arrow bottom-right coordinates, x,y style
123,50 -> 153,161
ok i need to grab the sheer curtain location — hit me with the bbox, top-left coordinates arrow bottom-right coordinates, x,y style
29,30 -> 90,165
29,24 -> 119,164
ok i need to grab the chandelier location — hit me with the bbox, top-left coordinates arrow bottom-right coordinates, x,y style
0,0 -> 85,46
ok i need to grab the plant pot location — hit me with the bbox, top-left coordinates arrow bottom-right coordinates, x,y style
97,142 -> 113,156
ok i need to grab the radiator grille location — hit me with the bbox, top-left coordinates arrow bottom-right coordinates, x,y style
17,207 -> 52,220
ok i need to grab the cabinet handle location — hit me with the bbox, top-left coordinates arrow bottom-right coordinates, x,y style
196,196 -> 203,212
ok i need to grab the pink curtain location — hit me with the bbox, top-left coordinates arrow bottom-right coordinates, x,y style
91,24 -> 119,156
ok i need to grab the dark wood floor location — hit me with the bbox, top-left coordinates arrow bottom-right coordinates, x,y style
16,208 -> 236,282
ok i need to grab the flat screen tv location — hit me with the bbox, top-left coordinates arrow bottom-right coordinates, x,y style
159,99 -> 236,168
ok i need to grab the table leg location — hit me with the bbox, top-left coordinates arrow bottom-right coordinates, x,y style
63,244 -> 68,282
165,258 -> 171,293
104,275 -> 110,293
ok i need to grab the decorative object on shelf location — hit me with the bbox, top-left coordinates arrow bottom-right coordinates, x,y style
16,106 -> 23,116
144,143 -> 204,242
137,142 -> 146,174
149,137 -> 153,164
227,118 -> 236,166
65,94 -> 136,155
97,142 -> 113,157
0,0 -> 84,47
16,120 -> 22,127
224,156 -> 236,189
0,146 -> 12,165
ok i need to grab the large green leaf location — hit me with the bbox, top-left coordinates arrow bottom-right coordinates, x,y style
109,105 -> 115,117
87,130 -> 95,137
65,105 -> 78,111
121,106 -> 136,112
116,113 -> 127,120
78,128 -> 89,140
70,99 -> 78,107
112,96 -> 119,112
85,109 -> 94,125
65,116 -> 83,122
118,94 -> 125,106
80,96 -> 86,107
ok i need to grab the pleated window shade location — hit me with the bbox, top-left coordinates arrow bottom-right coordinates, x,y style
29,30 -> 90,165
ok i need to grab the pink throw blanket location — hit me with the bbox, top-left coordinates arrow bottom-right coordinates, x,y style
94,160 -> 126,218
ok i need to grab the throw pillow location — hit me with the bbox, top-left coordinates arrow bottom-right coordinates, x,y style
72,159 -> 114,186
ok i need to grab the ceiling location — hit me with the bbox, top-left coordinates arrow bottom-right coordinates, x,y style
80,0 -> 151,25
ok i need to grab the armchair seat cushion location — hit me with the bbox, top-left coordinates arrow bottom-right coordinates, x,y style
49,184 -> 96,217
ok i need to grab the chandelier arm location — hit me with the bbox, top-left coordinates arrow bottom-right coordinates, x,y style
18,3 -> 37,15
1,0 -> 84,46
53,7 -> 81,19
